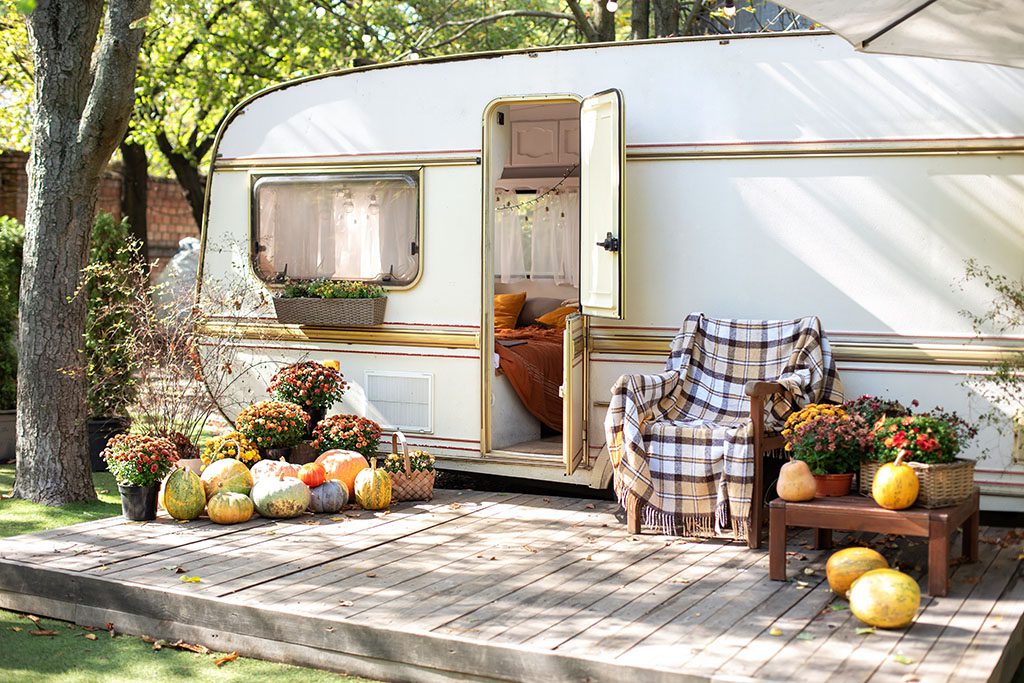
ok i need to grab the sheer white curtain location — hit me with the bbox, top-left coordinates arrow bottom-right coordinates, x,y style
494,188 -> 579,286
257,176 -> 417,283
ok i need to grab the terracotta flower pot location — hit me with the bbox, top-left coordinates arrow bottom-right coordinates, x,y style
814,473 -> 854,497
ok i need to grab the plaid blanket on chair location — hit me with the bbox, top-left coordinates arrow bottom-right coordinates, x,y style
605,313 -> 843,538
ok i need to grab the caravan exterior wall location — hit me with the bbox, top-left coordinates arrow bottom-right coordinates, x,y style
200,33 -> 1024,511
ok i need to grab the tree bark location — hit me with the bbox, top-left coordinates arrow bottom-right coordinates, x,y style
119,136 -> 149,263
15,0 -> 150,505
630,0 -> 650,40
156,132 -> 205,231
653,0 -> 681,37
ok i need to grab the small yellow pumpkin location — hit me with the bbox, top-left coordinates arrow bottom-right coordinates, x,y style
872,452 -> 919,510
354,458 -> 392,510
777,459 -> 817,502
825,547 -> 889,596
848,568 -> 921,629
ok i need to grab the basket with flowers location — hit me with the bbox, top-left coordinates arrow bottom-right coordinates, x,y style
782,403 -> 873,496
268,361 -> 348,435
273,279 -> 387,326
865,410 -> 977,507
381,432 -> 436,501
201,431 -> 261,468
236,400 -> 309,452
310,414 -> 382,458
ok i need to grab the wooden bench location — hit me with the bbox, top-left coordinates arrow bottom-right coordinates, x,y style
768,487 -> 980,596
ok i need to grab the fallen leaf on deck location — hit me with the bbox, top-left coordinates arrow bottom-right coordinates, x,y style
585,555 -> 593,561
338,600 -> 354,607
828,603 -> 849,612
802,567 -> 815,576
366,572 -> 377,578
9,626 -> 21,632
795,580 -> 809,588
796,633 -> 816,641
213,652 -> 239,667
523,544 -> 538,553
177,520 -> 190,524
29,629 -> 58,636
302,520 -> 321,526
1018,553 -> 1024,560
671,578 -> 691,584
901,675 -> 921,682
162,565 -> 184,572
768,627 -> 783,636
449,503 -> 461,510
98,565 -> 109,571
855,627 -> 875,635
180,575 -> 201,583
329,516 -> 345,522
893,653 -> 914,665
961,576 -> 980,585
571,522 -> 584,527
584,503 -> 595,509
84,633 -> 97,640
171,640 -> 210,655
489,556 -> 498,561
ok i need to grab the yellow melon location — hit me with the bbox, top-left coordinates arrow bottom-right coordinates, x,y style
848,568 -> 921,629
872,453 -> 920,510
825,547 -> 889,596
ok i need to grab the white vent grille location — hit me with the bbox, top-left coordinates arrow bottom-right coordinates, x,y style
364,371 -> 433,433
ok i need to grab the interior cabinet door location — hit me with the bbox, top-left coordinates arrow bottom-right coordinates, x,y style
579,89 -> 625,319
510,121 -> 558,166
563,313 -> 586,476
558,119 -> 580,164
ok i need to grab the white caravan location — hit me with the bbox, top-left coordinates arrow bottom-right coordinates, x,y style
198,32 -> 1024,512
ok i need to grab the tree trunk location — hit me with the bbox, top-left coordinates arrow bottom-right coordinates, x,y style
653,0 -> 681,37
119,136 -> 149,263
630,0 -> 650,40
156,133 -> 205,231
593,1 -> 617,42
15,0 -> 149,506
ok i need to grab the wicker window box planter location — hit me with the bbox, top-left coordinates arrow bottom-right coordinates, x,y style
272,296 -> 387,327
860,458 -> 975,508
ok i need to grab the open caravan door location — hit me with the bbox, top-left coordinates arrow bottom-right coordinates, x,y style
563,89 -> 624,476
579,89 -> 625,319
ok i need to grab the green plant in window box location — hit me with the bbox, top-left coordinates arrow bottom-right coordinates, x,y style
273,279 -> 388,327
280,279 -> 385,299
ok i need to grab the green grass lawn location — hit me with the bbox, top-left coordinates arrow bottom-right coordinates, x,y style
0,465 -> 122,539
0,464 -> 379,682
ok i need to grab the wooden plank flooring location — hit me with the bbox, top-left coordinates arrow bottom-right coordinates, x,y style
0,488 -> 1021,683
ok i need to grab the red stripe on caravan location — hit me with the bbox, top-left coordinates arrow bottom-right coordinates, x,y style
384,433 -> 480,445
198,341 -> 478,360
626,135 -> 1024,149
217,149 -> 481,162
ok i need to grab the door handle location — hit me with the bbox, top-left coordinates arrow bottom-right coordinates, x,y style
596,232 -> 619,252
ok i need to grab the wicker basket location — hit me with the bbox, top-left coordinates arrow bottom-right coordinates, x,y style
860,458 -> 975,508
273,296 -> 386,327
386,433 -> 436,502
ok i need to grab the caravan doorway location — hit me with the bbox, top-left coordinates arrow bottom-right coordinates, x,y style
482,97 -> 583,461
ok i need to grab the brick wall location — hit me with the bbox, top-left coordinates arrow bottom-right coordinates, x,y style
0,149 -> 200,266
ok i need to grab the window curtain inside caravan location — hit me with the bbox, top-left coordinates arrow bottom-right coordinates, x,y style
494,188 -> 579,286
254,173 -> 418,284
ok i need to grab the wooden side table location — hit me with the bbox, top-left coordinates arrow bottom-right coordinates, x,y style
768,487 -> 980,596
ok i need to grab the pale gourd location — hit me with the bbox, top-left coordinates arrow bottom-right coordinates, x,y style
848,568 -> 921,629
777,460 -> 817,502
826,547 -> 889,597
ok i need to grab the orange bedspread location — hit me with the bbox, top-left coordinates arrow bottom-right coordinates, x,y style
495,326 -> 563,432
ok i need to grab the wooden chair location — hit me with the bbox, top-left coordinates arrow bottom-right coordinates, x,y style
625,380 -> 786,549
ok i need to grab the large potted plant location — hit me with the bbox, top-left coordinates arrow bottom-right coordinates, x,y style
310,413 -> 383,459
273,279 -> 387,327
267,360 -> 348,437
0,217 -> 23,463
236,400 -> 309,460
101,433 -> 179,520
782,403 -> 873,497
82,213 -> 141,471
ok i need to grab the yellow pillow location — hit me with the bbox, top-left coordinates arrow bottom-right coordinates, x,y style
536,305 -> 577,330
494,292 -> 527,330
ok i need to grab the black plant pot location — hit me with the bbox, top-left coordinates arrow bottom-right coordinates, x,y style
260,446 -> 292,462
305,406 -> 327,438
118,483 -> 159,521
88,417 -> 131,472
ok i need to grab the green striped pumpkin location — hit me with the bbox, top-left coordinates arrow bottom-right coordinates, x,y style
354,458 -> 391,510
160,466 -> 206,521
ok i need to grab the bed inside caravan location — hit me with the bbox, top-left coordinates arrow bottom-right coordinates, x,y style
488,100 -> 581,456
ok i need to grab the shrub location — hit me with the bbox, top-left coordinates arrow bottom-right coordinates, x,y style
310,414 -> 382,457
0,217 -> 23,411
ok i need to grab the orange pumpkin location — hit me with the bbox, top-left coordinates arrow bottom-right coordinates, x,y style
298,462 -> 327,488
316,449 -> 369,496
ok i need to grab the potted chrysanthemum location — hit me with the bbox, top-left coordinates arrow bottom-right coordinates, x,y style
310,414 -> 382,459
782,403 -> 873,497
201,431 -> 262,469
267,360 -> 348,437
236,400 -> 309,461
101,434 -> 179,520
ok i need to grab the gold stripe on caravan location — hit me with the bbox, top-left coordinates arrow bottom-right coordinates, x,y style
587,332 -> 1024,366
199,321 -> 480,350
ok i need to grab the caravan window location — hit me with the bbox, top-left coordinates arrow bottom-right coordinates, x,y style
253,172 -> 419,285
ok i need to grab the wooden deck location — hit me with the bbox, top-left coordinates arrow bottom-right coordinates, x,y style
0,489 -> 1020,682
